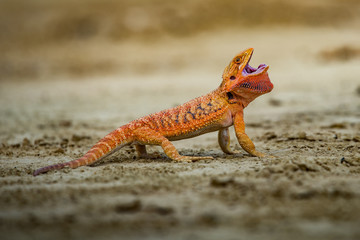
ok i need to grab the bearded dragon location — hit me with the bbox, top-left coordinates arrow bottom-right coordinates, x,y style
33,48 -> 273,176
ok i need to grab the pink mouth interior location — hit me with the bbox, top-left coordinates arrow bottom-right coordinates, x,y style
243,63 -> 267,76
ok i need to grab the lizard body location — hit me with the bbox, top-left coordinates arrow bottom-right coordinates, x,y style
33,48 -> 273,176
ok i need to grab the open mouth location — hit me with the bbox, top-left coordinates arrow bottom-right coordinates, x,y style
243,63 -> 268,75
241,50 -> 269,76
232,48 -> 273,93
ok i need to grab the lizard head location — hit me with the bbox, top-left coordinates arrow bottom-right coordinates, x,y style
220,48 -> 273,104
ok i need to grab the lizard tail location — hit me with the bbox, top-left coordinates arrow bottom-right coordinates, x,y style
33,126 -> 133,176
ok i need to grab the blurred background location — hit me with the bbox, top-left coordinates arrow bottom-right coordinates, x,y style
1,0 -> 359,80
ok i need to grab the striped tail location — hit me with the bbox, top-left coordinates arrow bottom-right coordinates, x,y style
33,126 -> 132,176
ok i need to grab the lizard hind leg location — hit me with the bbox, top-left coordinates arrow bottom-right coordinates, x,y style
135,144 -> 148,158
135,144 -> 161,159
133,127 -> 213,162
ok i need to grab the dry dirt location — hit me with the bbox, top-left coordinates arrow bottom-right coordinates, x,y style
1,1 -> 360,240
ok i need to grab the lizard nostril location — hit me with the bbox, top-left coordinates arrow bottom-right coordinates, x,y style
230,76 -> 236,80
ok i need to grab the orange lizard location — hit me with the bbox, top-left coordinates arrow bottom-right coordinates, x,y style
33,48 -> 273,176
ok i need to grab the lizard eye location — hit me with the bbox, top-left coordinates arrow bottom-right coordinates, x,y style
230,76 -> 236,80
235,57 -> 241,63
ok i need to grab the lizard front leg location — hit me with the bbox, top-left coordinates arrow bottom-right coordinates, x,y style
218,128 -> 239,154
133,127 -> 213,162
234,112 -> 266,157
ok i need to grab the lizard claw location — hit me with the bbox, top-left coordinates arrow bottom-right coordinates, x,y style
256,153 -> 276,159
250,151 -> 274,158
227,150 -> 241,155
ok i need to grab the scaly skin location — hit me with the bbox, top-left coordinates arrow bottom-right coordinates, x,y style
33,48 -> 273,176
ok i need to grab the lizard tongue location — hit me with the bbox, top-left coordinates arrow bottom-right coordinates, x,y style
242,63 -> 268,76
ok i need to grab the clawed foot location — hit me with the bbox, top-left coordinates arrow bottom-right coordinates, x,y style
254,152 -> 276,158
225,150 -> 241,155
249,150 -> 276,158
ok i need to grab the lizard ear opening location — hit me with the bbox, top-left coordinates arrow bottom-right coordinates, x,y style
226,92 -> 234,100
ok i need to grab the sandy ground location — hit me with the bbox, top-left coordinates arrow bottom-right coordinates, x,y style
1,5 -> 360,239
